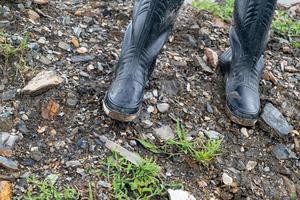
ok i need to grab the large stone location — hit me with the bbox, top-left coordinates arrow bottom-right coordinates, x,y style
22,70 -> 64,95
193,56 -> 214,74
0,132 -> 19,149
153,125 -> 175,141
0,156 -> 18,170
204,130 -> 223,140
157,103 -> 170,113
260,103 -> 293,137
167,189 -> 196,200
96,135 -> 144,165
70,55 -> 95,63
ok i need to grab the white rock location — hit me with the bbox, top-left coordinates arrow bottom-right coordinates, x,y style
204,130 -> 223,140
147,106 -> 155,113
222,173 -> 233,185
246,161 -> 258,171
152,89 -> 158,97
241,128 -> 249,138
153,125 -> 175,141
167,189 -> 196,200
22,70 -> 64,95
157,103 -> 170,113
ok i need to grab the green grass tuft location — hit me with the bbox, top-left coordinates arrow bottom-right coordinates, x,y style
192,0 -> 234,21
24,176 -> 80,200
192,0 -> 300,37
99,153 -> 181,200
272,10 -> 300,37
0,31 -> 30,83
167,120 -> 222,164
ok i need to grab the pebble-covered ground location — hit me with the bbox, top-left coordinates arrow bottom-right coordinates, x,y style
0,0 -> 299,199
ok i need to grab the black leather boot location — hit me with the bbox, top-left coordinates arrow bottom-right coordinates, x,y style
103,0 -> 184,122
219,0 -> 277,126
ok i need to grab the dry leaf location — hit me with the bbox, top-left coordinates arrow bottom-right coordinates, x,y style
0,181 -> 12,200
42,100 -> 60,119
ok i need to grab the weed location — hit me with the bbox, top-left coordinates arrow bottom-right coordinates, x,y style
192,0 -> 234,21
272,10 -> 300,37
0,31 -> 30,83
100,153 -> 181,200
291,41 -> 300,49
192,0 -> 300,37
167,120 -> 222,164
193,138 -> 223,162
88,182 -> 93,200
24,176 -> 80,200
137,139 -> 161,154
137,121 -> 222,164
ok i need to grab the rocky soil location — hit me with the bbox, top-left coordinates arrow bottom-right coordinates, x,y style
0,0 -> 299,199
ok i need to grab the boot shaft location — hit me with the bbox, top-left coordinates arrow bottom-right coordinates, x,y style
233,0 -> 277,58
117,0 -> 183,78
130,0 -> 184,50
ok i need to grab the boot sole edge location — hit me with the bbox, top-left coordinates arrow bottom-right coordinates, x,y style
103,100 -> 140,122
225,104 -> 257,127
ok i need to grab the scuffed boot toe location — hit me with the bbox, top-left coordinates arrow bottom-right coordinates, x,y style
226,85 -> 260,126
103,78 -> 144,122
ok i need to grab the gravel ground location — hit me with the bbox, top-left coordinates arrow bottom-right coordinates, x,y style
0,0 -> 299,199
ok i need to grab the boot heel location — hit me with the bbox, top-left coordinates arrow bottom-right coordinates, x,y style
219,48 -> 232,76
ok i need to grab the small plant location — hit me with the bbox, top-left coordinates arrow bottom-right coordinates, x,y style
291,41 -> 300,49
192,0 -> 300,37
192,0 -> 234,21
100,153 -> 181,200
167,120 -> 222,164
0,31 -> 30,83
24,176 -> 80,200
272,10 -> 300,37
137,139 -> 161,154
88,182 -> 93,200
193,138 -> 223,162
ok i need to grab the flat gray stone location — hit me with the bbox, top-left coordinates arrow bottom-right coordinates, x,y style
70,55 -> 95,63
0,90 -> 17,101
160,80 -> 180,96
58,41 -> 71,51
260,103 -> 293,137
0,132 -> 19,148
272,144 -> 290,160
0,156 -> 18,170
97,135 -> 144,165
66,160 -> 81,167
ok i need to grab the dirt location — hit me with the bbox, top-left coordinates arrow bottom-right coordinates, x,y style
0,0 -> 299,199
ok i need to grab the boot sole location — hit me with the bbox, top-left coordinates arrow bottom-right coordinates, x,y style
225,103 -> 257,127
103,100 -> 140,122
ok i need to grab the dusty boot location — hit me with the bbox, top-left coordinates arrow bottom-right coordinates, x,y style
219,0 -> 277,126
103,0 -> 184,122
